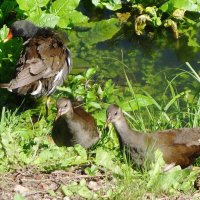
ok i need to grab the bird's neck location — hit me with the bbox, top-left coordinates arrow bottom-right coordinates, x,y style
113,116 -> 146,149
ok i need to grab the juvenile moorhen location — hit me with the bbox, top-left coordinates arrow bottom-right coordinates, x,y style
52,98 -> 99,148
106,104 -> 200,168
0,20 -> 71,97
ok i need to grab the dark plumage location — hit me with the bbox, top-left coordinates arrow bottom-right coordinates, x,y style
0,20 -> 71,97
52,98 -> 99,148
107,104 -> 200,168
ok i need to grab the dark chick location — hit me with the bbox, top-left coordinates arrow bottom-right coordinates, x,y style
0,20 -> 71,97
107,104 -> 200,168
52,98 -> 99,149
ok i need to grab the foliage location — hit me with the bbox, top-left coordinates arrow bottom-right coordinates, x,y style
61,179 -> 98,199
15,0 -> 88,28
0,68 -> 199,198
0,0 -> 200,199
91,0 -> 200,46
92,0 -> 122,10
147,150 -> 198,193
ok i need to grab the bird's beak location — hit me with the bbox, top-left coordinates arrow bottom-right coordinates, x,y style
105,114 -> 111,129
3,29 -> 13,43
56,108 -> 63,120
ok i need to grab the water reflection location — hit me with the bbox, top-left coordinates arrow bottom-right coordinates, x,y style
69,27 -> 200,99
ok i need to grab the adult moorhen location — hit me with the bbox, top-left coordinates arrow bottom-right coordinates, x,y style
106,104 -> 200,168
0,20 -> 71,97
52,98 -> 99,148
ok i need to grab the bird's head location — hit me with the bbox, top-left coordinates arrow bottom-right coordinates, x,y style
56,98 -> 73,119
4,20 -> 39,42
106,104 -> 123,124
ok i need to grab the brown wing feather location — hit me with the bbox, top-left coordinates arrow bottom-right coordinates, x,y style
8,29 -> 70,96
160,143 -> 200,167
72,102 -> 99,138
73,103 -> 97,127
152,129 -> 200,167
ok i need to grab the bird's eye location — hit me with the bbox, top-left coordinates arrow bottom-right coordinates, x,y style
64,103 -> 68,107
114,112 -> 118,116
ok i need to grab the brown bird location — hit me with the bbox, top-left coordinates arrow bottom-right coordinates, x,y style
0,20 -> 71,97
52,98 -> 99,148
106,104 -> 200,168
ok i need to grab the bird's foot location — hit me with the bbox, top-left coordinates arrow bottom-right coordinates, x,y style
163,163 -> 176,172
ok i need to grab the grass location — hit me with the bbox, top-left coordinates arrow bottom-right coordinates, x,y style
0,66 -> 200,199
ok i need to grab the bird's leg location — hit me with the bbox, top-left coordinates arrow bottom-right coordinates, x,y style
45,96 -> 51,119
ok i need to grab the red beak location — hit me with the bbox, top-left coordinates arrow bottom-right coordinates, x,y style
3,29 -> 13,43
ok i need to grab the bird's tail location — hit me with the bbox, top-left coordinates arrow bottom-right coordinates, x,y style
0,83 -> 9,89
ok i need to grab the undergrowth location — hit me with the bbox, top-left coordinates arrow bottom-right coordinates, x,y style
0,66 -> 200,199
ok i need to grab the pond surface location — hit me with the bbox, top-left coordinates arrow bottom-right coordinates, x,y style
63,0 -> 200,102
69,24 -> 200,100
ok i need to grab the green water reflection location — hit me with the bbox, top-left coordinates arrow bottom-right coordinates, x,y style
69,27 -> 200,100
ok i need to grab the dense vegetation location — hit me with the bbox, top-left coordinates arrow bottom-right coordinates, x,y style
0,0 -> 200,199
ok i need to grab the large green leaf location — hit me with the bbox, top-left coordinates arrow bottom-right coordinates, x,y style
27,13 -> 60,28
69,18 -> 120,45
16,0 -> 49,11
160,0 -> 199,12
50,0 -> 80,13
50,0 -> 88,28
57,10 -> 89,28
172,0 -> 198,11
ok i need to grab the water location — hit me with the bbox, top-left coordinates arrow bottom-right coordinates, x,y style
69,24 -> 200,100
69,0 -> 200,100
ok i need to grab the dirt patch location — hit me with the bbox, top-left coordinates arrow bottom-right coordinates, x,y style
1,166 -> 200,200
0,166 -> 114,200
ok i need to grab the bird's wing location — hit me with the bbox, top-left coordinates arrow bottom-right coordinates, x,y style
10,60 -> 46,89
171,128 -> 200,146
10,34 -> 68,90
154,128 -> 200,147
73,103 -> 97,128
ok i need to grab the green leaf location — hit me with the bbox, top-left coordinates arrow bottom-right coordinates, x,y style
50,0 -> 87,28
50,0 -> 80,13
119,94 -> 155,111
61,181 -> 98,199
95,148 -> 122,174
85,165 -> 98,176
87,102 -> 101,109
14,194 -> 26,200
160,0 -> 198,12
92,0 -> 122,10
102,0 -> 122,11
57,10 -> 89,28
61,185 -> 74,196
86,68 -> 96,79
77,183 -> 98,199
73,18 -> 120,45
16,0 -> 49,11
74,144 -> 87,160
0,25 -> 9,41
92,0 -> 101,6
16,0 -> 36,11
172,0 -> 198,11
28,13 -> 59,28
